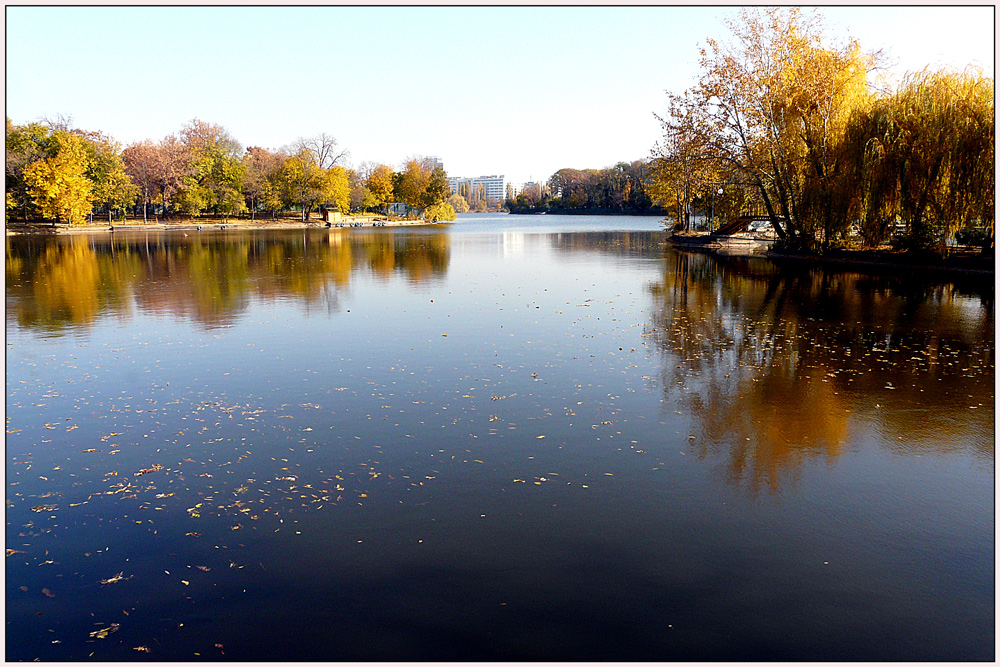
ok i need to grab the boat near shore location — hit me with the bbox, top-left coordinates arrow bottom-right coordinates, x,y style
669,231 -> 775,253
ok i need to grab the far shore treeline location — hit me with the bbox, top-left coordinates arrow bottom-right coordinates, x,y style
6,7 -> 993,256
5,120 -> 458,225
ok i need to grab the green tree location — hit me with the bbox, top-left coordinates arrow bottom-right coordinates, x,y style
422,165 -> 450,208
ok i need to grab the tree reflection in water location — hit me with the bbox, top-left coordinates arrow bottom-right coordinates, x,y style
648,250 -> 994,494
6,229 -> 450,331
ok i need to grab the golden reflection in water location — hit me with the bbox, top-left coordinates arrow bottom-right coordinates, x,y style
5,235 -> 139,329
6,230 -> 450,331
649,251 -> 994,494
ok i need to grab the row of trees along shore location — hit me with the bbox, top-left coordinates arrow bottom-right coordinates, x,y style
505,160 -> 663,215
651,7 -> 994,254
5,117 -> 457,225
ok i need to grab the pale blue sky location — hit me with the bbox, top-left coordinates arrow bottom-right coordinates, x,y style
5,5 -> 994,186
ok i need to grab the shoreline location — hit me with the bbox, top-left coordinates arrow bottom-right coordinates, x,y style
5,216 -> 441,236
667,231 -> 993,276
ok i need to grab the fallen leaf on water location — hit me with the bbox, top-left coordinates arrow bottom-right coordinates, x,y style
100,572 -> 130,585
89,623 -> 120,639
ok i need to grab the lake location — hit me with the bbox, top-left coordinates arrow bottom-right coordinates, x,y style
5,213 -> 994,660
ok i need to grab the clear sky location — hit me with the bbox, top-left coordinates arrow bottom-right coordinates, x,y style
5,5 -> 994,187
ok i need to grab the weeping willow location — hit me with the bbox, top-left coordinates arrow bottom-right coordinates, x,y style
841,67 -> 994,250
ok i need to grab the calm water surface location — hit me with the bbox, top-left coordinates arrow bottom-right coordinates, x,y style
6,214 -> 994,660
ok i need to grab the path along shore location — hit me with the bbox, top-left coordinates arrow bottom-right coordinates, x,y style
5,215 -> 441,235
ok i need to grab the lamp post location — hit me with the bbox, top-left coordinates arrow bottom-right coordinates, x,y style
711,187 -> 723,232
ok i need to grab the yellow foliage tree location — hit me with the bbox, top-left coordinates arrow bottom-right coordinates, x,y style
424,202 -> 456,222
364,164 -> 396,214
324,165 -> 351,213
23,131 -> 94,225
654,8 -> 877,247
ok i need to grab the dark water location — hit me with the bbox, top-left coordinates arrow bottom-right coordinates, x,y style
6,214 -> 994,660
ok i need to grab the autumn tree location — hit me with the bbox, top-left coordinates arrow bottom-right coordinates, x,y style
152,135 -> 188,217
84,133 -> 139,223
276,149 -> 349,219
650,113 -> 720,229
23,130 -> 94,225
393,158 -> 432,211
447,193 -> 470,213
174,119 -> 245,216
348,165 -> 370,212
841,67 -> 994,250
654,8 -> 877,247
325,165 -> 351,214
6,119 -> 53,220
242,146 -> 285,219
122,140 -> 158,223
364,164 -> 396,214
276,135 -> 351,220
301,133 -> 348,169
424,202 -> 457,222
122,136 -> 190,222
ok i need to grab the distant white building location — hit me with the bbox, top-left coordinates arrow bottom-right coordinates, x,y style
448,175 -> 506,204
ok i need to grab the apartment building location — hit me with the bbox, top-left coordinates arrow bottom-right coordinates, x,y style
448,174 -> 506,204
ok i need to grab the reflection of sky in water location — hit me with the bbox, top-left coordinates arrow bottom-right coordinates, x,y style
5,219 -> 994,661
